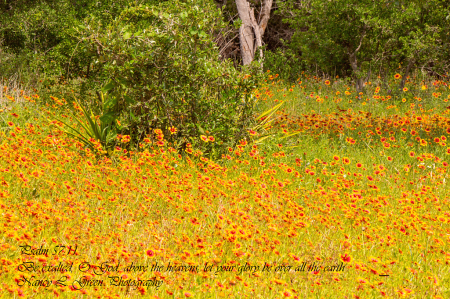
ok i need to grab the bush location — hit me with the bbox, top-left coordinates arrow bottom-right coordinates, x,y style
264,48 -> 304,82
1,0 -> 264,158
68,0 -> 263,158
278,0 -> 450,91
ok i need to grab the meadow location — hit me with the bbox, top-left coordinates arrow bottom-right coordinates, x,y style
1,72 -> 450,298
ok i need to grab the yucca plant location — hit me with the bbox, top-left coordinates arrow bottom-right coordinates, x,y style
53,91 -> 119,155
251,100 -> 285,145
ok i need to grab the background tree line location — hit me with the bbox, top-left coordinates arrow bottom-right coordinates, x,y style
217,0 -> 450,88
2,0 -> 450,84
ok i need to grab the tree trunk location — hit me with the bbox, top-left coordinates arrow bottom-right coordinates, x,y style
400,58 -> 414,91
348,51 -> 364,93
235,0 -> 273,65
347,28 -> 366,94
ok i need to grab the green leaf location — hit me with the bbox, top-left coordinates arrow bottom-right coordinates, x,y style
123,31 -> 132,40
197,124 -> 205,134
99,112 -> 116,125
104,96 -> 118,110
279,131 -> 302,139
130,110 -> 137,121
101,81 -> 115,93
117,77 -> 129,85
123,95 -> 135,104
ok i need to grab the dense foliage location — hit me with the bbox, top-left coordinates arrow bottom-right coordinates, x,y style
1,0 -> 262,156
2,0 -> 450,153
278,0 -> 450,84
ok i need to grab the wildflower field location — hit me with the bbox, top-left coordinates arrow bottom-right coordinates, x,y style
1,72 -> 450,299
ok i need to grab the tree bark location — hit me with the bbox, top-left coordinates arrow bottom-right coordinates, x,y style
258,0 -> 272,36
235,0 -> 273,65
347,29 -> 366,94
348,51 -> 365,94
236,0 -> 255,65
400,58 -> 414,91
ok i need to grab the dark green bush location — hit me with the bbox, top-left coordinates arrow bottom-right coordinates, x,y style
68,0 -> 263,157
1,0 -> 263,158
263,48 -> 304,82
278,0 -> 450,88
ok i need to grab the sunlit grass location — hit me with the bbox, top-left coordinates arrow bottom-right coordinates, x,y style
1,72 -> 450,298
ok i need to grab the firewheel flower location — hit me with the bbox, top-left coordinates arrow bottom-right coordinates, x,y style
169,126 -> 177,134
341,253 -> 352,263
121,135 -> 131,143
394,73 -> 401,79
200,135 -> 209,142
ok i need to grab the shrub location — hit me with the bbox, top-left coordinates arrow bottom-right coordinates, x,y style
264,48 -> 304,82
69,0 -> 263,158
